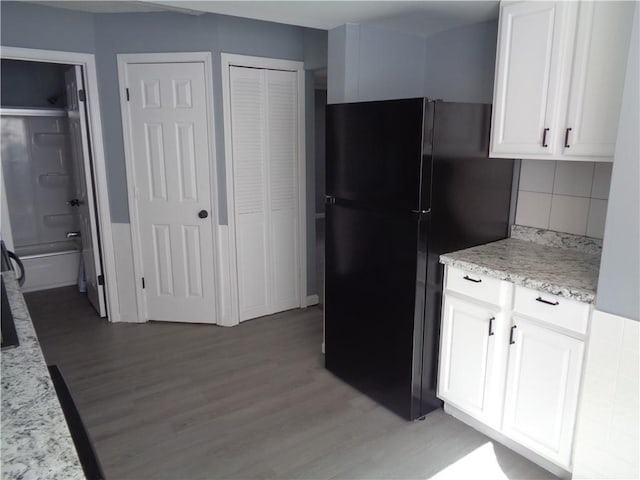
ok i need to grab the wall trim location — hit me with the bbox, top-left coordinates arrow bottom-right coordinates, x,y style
116,51 -> 220,324
0,46 -> 120,321
220,52 -> 308,326
306,294 -> 319,306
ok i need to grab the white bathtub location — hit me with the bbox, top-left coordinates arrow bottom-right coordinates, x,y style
15,241 -> 81,292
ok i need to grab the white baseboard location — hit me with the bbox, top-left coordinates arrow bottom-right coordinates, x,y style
306,294 -> 319,306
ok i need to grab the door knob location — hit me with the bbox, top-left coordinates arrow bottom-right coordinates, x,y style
198,210 -> 209,219
66,231 -> 80,238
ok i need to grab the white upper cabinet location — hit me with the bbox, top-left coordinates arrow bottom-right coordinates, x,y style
490,1 -> 635,162
490,2 -> 569,157
562,1 -> 635,158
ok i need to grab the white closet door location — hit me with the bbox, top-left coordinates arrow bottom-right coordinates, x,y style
229,66 -> 299,321
266,69 -> 299,313
230,66 -> 270,321
127,62 -> 217,323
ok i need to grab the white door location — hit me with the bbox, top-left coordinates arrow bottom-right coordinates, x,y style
562,1 -> 635,158
438,295 -> 502,426
229,66 -> 300,322
490,2 -> 569,157
65,66 -> 106,317
125,62 -> 217,323
502,316 -> 584,468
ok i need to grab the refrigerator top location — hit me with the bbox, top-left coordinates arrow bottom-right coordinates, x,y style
326,98 -> 427,212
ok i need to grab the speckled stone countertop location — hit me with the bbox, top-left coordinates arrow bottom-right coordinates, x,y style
440,226 -> 601,303
1,271 -> 84,479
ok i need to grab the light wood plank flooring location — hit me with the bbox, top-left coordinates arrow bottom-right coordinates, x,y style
25,287 -> 556,480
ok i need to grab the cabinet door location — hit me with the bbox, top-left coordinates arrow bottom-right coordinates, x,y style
229,66 -> 301,322
502,316 -> 584,468
562,1 -> 635,159
438,295 -> 502,425
490,2 -> 569,157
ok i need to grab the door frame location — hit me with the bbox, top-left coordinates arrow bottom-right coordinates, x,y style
0,46 -> 119,321
220,53 -> 307,326
116,52 -> 220,323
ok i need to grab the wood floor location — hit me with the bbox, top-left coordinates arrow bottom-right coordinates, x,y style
25,287 -> 556,480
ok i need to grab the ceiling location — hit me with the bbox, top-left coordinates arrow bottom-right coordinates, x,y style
29,1 -> 500,37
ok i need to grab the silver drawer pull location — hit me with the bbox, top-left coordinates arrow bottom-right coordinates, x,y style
463,275 -> 482,283
536,296 -> 559,306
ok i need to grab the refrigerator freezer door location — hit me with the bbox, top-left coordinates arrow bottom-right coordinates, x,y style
326,98 -> 425,211
324,201 -> 429,420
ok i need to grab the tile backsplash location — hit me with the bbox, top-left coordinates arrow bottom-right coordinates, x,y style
515,160 -> 612,239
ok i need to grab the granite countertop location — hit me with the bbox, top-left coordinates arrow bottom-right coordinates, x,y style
440,226 -> 601,304
1,271 -> 85,479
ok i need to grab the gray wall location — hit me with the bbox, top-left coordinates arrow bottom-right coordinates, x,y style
327,24 -> 426,104
596,7 -> 639,321
1,59 -> 68,107
328,20 -> 498,105
423,20 -> 498,103
92,11 -> 307,223
0,1 -> 95,53
1,2 -> 327,296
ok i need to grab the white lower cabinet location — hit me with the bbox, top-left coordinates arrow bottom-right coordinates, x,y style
502,315 -> 584,468
438,295 -> 505,427
439,266 -> 590,473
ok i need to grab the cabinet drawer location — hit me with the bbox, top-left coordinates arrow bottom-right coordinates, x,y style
513,286 -> 590,335
446,267 -> 512,307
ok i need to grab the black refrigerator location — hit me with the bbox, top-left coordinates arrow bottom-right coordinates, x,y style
324,98 -> 514,421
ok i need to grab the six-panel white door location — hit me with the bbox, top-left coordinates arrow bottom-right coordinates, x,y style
502,316 -> 584,468
490,2 -> 568,157
65,66 -> 107,317
229,66 -> 299,321
126,62 -> 217,323
562,1 -> 635,157
438,295 -> 502,426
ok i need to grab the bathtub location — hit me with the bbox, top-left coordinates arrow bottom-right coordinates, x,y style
15,240 -> 81,292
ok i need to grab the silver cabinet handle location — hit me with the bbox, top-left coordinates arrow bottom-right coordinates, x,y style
66,232 -> 80,238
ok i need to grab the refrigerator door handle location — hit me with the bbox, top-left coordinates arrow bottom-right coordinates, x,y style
411,209 -> 431,214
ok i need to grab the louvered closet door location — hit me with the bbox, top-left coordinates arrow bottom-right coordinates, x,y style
266,69 -> 299,314
229,66 -> 299,321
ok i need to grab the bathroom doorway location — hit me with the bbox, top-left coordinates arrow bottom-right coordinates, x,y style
1,57 -> 109,317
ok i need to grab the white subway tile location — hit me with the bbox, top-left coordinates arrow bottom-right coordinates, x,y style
586,199 -> 608,239
591,162 -> 613,199
519,159 -> 556,193
553,161 -> 595,197
622,319 -> 640,352
549,194 -> 589,235
589,309 -> 624,346
515,191 -> 552,228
